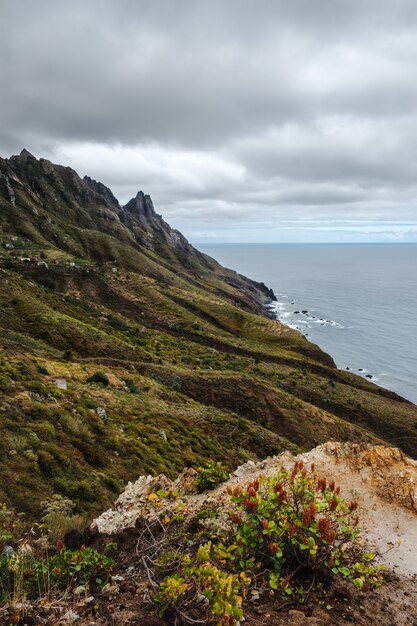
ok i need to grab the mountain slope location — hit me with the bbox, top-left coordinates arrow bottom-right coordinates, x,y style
0,149 -> 416,521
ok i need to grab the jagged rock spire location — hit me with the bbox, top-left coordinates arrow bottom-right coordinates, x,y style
124,190 -> 156,218
19,148 -> 35,158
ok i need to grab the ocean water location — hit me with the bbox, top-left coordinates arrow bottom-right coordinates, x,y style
199,243 -> 417,404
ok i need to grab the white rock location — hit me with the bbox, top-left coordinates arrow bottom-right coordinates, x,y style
62,609 -> 80,623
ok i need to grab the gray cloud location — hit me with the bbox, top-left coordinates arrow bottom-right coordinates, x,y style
1,0 -> 417,241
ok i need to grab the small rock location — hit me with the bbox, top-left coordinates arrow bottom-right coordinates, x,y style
159,429 -> 167,442
101,582 -> 120,595
111,574 -> 124,582
96,407 -> 107,421
249,589 -> 260,602
312,608 -> 333,622
196,593 -> 210,606
287,610 -> 306,625
74,585 -> 86,596
62,609 -> 80,624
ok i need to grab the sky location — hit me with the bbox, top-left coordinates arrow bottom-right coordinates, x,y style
1,1 -> 417,243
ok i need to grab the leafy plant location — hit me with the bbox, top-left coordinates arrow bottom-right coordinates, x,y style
0,502 -> 113,602
0,544 -> 114,602
223,461 -> 385,599
45,545 -> 114,588
196,461 -> 230,492
155,542 -> 250,625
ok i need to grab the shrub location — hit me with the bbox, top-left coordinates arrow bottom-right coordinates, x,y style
123,378 -> 139,394
0,502 -> 113,601
60,413 -> 92,442
224,461 -> 385,599
45,545 -> 114,588
0,373 -> 13,393
0,545 -> 114,602
196,460 -> 230,492
86,371 -> 109,387
29,402 -> 53,421
155,542 -> 250,625
41,495 -> 85,542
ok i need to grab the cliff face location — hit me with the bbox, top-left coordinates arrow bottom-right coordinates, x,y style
0,150 -> 416,524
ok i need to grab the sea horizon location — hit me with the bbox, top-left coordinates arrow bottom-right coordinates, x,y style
193,241 -> 417,246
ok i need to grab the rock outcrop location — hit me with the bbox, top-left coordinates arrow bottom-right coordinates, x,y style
93,442 -> 417,577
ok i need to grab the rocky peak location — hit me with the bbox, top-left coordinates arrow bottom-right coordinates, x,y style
19,148 -> 36,159
83,175 -> 120,208
124,190 -> 157,218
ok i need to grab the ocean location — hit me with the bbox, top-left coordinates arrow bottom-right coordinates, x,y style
198,243 -> 417,404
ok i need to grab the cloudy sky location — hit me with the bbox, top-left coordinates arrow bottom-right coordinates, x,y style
2,0 -> 417,243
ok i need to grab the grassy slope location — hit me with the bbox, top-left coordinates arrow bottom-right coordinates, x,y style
1,263 -> 416,522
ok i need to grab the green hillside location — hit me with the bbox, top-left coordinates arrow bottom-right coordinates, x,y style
0,150 -> 416,521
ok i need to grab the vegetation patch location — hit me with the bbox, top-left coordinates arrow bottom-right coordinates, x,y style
151,461 -> 385,624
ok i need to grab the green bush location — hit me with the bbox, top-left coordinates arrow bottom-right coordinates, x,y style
41,494 -> 85,542
0,373 -> 13,393
45,545 -> 114,588
0,502 -> 113,601
156,463 -> 386,624
155,542 -> 250,626
123,378 -> 139,394
86,371 -> 109,387
224,461 -> 385,598
195,460 -> 230,492
0,545 -> 114,602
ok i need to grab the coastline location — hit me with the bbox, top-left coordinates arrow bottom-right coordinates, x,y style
263,290 -> 414,406
200,243 -> 417,405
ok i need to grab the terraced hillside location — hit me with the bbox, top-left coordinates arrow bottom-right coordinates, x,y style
0,150 -> 416,521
